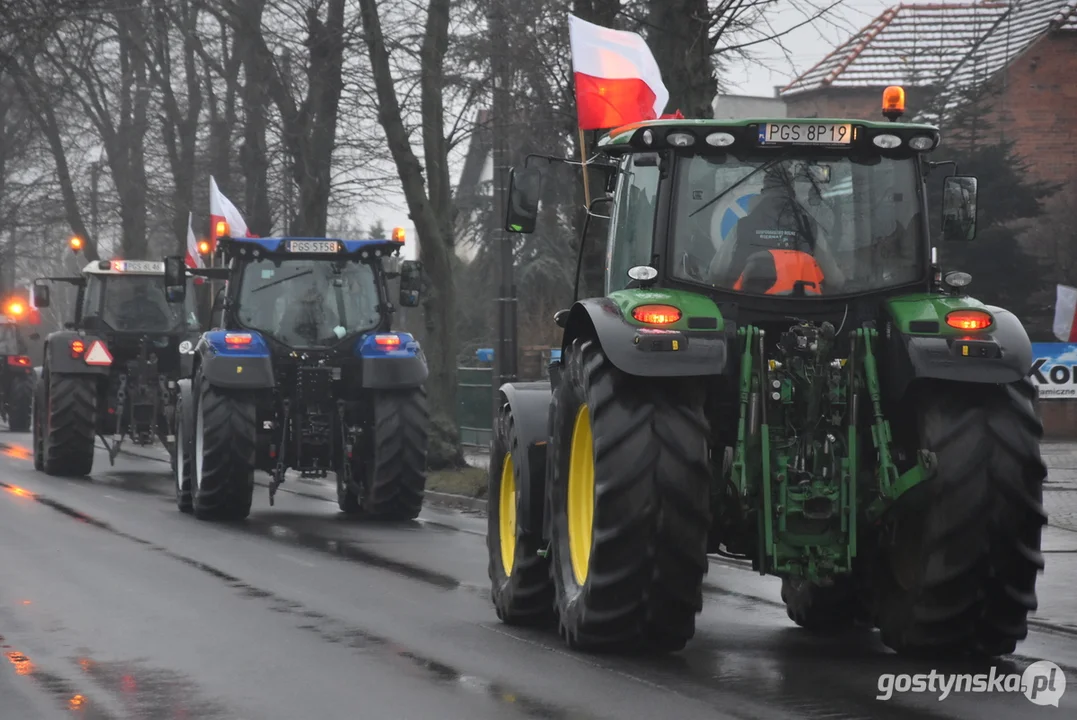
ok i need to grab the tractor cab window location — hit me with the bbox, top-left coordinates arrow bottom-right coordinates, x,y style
606,154 -> 660,293
671,153 -> 924,296
92,275 -> 186,333
235,258 -> 381,348
0,323 -> 17,355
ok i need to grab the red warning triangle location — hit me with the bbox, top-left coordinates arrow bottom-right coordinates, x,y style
84,340 -> 113,366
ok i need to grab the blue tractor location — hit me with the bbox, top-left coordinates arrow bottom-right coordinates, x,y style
163,231 -> 429,522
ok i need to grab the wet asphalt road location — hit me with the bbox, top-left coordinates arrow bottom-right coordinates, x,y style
0,430 -> 1074,720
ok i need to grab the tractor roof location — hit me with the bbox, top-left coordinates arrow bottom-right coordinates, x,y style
219,236 -> 405,257
596,117 -> 941,153
82,260 -> 165,276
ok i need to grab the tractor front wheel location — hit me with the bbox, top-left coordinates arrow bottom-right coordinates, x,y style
548,337 -> 712,652
41,372 -> 97,477
874,378 -> 1046,657
487,400 -> 554,626
7,375 -> 33,432
191,374 -> 257,521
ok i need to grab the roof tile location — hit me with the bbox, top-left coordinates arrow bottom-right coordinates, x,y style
782,1 -> 1077,96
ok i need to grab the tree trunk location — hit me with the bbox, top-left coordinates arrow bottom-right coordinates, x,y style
646,0 -> 715,119
357,0 -> 462,468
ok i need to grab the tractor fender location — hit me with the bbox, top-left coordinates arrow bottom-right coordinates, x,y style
178,333 -> 199,378
43,331 -> 112,376
563,297 -> 727,378
195,331 -> 276,390
498,381 -> 552,538
355,332 -> 429,389
883,305 -> 1032,401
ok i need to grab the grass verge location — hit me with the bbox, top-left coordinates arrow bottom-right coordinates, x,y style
426,465 -> 487,498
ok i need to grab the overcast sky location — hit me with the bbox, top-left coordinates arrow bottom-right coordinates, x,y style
365,0 -> 939,252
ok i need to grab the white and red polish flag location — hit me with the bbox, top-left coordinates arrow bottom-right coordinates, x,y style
209,176 -> 256,240
1054,284 -> 1077,343
568,14 -> 671,131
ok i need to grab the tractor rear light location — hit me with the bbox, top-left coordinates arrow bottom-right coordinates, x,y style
70,339 -> 85,357
6,355 -> 30,367
224,333 -> 253,346
374,334 -> 401,346
945,309 -> 992,331
632,304 -> 681,325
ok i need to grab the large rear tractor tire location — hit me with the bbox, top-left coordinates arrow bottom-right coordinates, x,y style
548,337 -> 712,653
191,374 -> 257,521
173,380 -> 193,514
487,400 -> 554,626
874,378 -> 1046,657
356,387 -> 429,520
41,373 -> 97,477
7,375 -> 33,432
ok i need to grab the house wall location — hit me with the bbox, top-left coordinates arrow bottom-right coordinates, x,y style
993,31 -> 1077,186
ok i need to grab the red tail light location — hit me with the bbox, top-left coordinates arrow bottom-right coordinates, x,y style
945,309 -> 992,331
374,335 -> 401,346
70,339 -> 85,358
632,304 -> 681,325
224,333 -> 253,346
6,355 -> 30,367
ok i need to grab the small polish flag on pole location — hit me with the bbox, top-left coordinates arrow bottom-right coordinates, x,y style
185,212 -> 203,269
209,176 -> 256,242
1053,284 -> 1077,343
568,14 -> 669,132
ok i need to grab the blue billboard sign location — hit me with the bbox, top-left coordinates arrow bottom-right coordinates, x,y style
1030,343 -> 1077,400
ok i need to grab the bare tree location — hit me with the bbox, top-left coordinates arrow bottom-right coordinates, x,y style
357,0 -> 463,466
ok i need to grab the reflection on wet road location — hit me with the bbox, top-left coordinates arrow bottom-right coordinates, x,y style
0,431 -> 1073,719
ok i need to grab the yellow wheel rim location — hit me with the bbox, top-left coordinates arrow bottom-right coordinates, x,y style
499,452 -> 517,576
567,404 -> 595,586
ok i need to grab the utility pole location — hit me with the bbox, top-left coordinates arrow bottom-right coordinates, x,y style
490,0 -> 516,421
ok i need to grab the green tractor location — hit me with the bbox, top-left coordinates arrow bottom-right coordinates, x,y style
486,87 -> 1046,657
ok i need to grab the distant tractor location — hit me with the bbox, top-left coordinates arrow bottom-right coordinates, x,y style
165,229 -> 430,522
30,254 -> 201,475
0,313 -> 33,432
486,87 -> 1046,658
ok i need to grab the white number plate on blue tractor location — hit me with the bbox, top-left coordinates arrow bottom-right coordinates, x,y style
288,240 -> 339,253
759,123 -> 852,146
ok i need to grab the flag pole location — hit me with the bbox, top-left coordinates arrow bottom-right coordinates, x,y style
578,127 -> 591,208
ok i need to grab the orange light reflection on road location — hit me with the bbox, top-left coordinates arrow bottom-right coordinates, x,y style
6,651 -> 34,676
69,694 -> 86,709
4,484 -> 35,498
1,444 -> 32,461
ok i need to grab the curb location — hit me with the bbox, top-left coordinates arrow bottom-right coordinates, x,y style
423,490 -> 487,513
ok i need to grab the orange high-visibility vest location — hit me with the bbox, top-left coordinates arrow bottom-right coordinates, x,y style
733,249 -> 824,295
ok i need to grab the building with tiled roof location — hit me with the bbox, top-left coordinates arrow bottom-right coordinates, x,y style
781,1 -> 1077,186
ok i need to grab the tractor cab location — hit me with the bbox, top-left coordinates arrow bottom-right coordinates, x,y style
507,87 -> 980,329
173,231 -> 422,358
0,314 -> 33,431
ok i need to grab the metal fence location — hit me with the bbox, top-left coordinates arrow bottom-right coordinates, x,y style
458,366 -> 493,448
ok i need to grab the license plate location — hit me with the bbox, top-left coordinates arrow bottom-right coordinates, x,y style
288,240 -> 339,253
760,123 -> 852,145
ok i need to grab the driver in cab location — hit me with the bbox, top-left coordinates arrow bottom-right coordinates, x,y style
707,166 -> 845,296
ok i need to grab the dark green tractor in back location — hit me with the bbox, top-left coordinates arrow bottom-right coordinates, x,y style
486,89 -> 1046,657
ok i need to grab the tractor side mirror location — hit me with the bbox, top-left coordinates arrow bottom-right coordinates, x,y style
399,260 -> 423,308
210,287 -> 226,328
31,282 -> 50,309
941,176 -> 978,241
505,166 -> 543,234
163,256 -> 187,303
